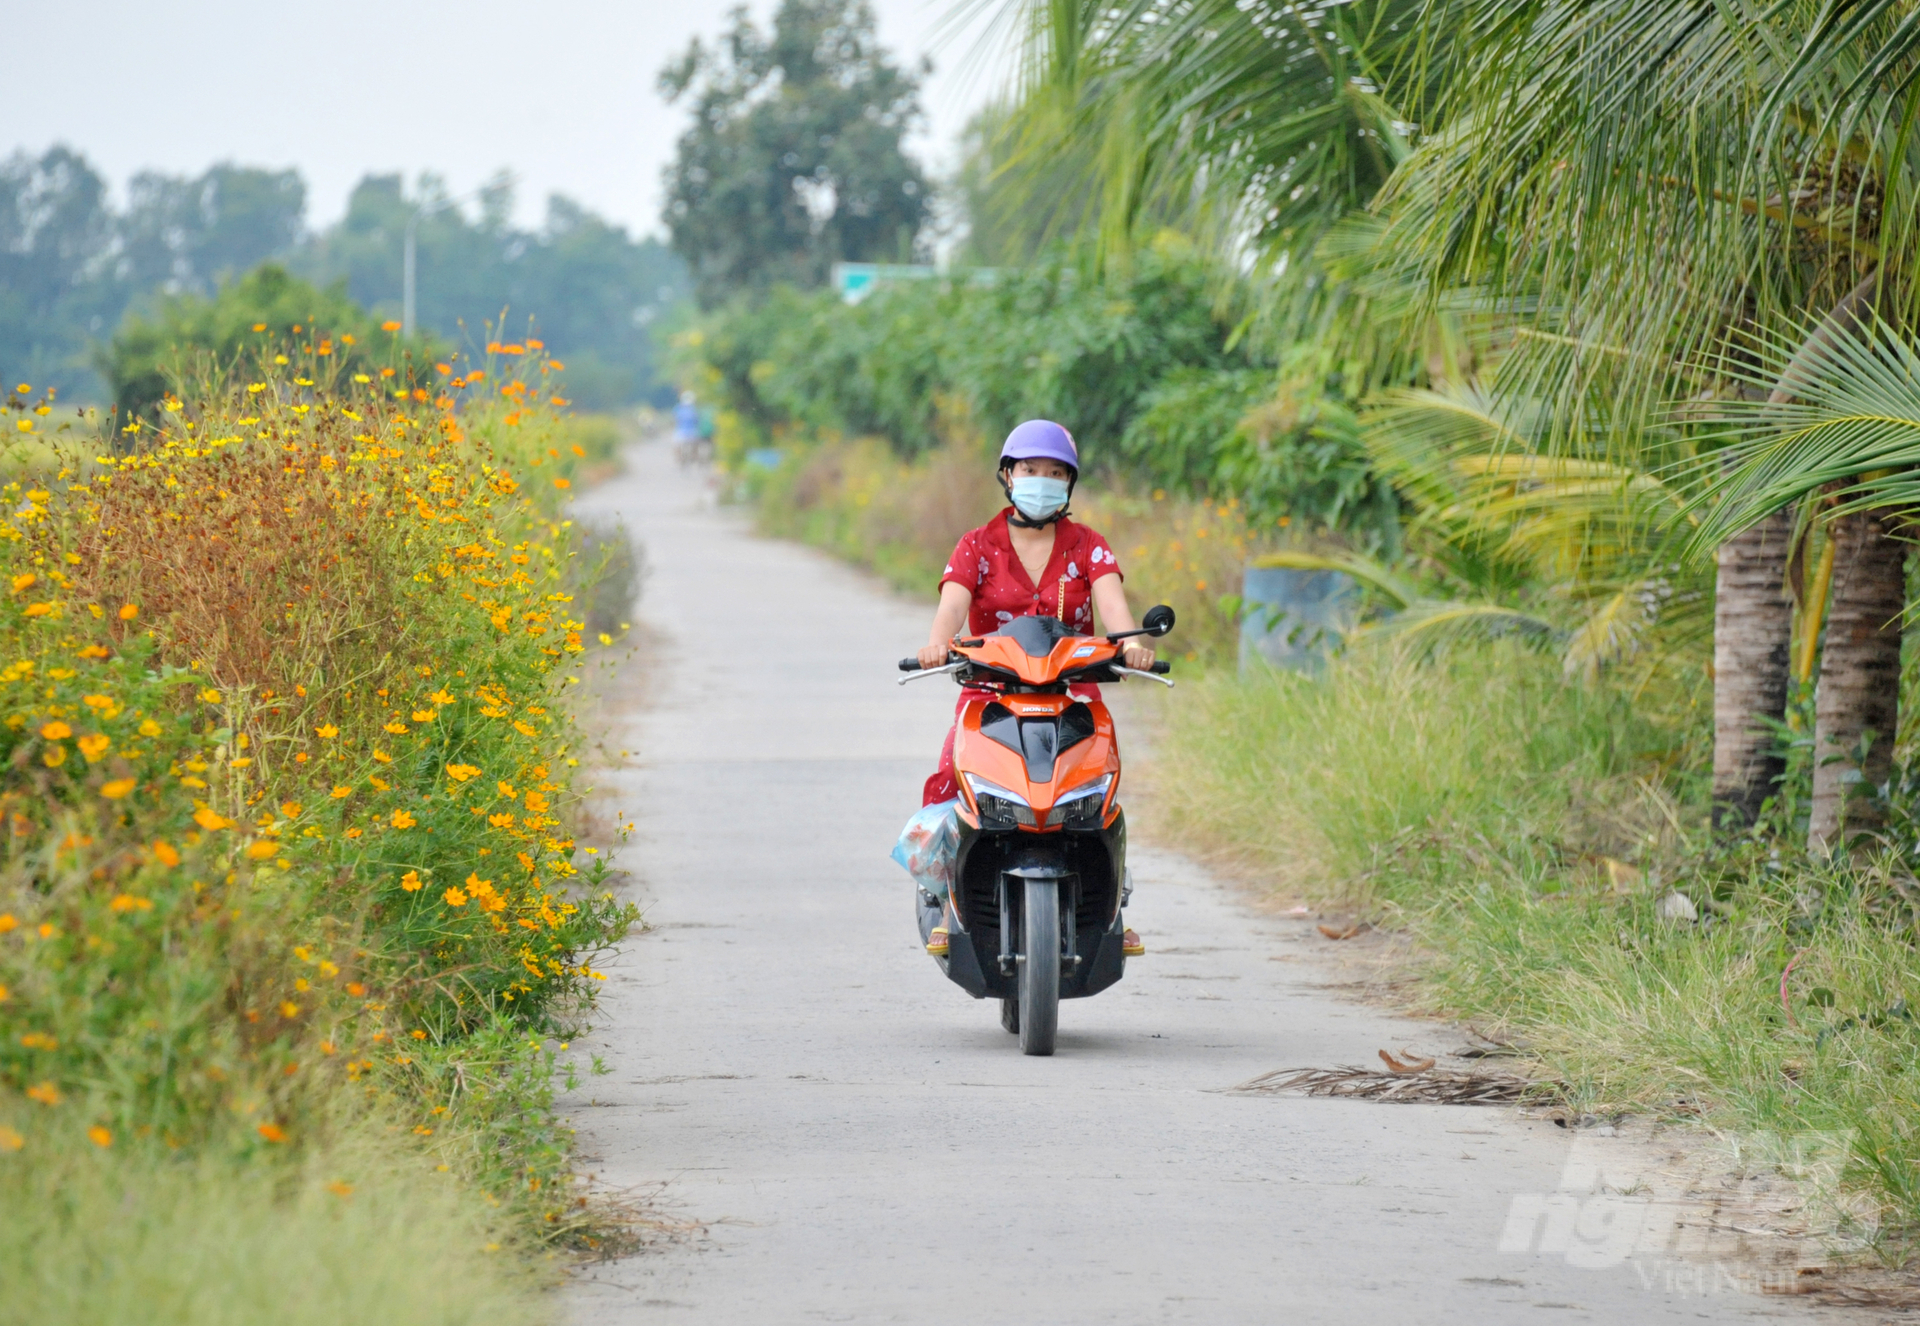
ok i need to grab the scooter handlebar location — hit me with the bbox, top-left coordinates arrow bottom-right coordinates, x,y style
899,654 -> 1169,676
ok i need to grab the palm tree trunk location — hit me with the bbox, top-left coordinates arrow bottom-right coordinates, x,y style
1712,508 -> 1794,827
1712,271 -> 1882,830
1808,510 -> 1906,849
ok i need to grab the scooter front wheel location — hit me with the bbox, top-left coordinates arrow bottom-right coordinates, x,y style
1018,878 -> 1060,1056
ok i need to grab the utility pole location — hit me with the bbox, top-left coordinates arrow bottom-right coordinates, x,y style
403,208 -> 421,337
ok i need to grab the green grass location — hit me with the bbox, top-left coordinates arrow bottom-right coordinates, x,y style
0,1133 -> 541,1326
1152,645 -> 1920,1246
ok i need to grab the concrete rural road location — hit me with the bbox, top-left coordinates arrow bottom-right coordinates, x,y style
565,439 -> 1835,1324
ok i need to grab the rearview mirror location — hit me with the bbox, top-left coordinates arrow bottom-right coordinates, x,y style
1142,604 -> 1176,637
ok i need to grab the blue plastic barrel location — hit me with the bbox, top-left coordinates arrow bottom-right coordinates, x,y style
1239,565 -> 1355,674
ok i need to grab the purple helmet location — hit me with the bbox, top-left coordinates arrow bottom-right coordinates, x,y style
999,419 -> 1078,475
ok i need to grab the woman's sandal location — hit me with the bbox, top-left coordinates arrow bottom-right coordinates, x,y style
925,927 -> 950,957
1123,928 -> 1145,957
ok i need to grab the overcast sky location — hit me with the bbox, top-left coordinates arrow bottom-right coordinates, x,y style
10,0 -> 1014,239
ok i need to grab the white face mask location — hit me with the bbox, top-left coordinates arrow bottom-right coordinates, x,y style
1008,475 -> 1070,520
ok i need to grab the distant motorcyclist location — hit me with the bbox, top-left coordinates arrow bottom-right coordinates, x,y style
673,390 -> 700,465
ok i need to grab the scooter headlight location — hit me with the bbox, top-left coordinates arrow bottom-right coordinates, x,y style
1050,774 -> 1112,830
964,774 -> 1035,828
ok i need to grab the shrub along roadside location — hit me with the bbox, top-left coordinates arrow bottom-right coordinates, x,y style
1147,646 -> 1920,1244
670,238 -> 1399,548
0,337 -> 637,1317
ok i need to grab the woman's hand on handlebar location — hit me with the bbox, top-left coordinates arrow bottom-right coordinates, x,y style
1121,641 -> 1156,670
918,584 -> 973,672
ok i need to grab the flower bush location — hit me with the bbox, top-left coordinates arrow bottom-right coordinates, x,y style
0,338 -> 635,1242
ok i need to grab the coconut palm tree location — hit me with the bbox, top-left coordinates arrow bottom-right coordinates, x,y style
1370,1 -> 1918,833
975,0 -> 1920,841
1692,313 -> 1918,846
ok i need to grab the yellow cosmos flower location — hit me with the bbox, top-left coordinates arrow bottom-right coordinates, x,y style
258,1123 -> 289,1143
88,1126 -> 112,1149
152,841 -> 181,866
193,807 -> 232,831
280,801 -> 302,818
199,689 -> 221,704
330,785 -> 352,799
430,689 -> 456,705
77,733 -> 109,761
316,724 -> 339,739
443,887 -> 469,907
489,813 -> 514,829
39,720 -> 70,740
384,722 -> 409,734
390,810 -> 417,829
445,763 -> 481,782
245,841 -> 277,859
400,870 -> 423,892
138,719 -> 162,737
26,1082 -> 59,1106
0,1126 -> 21,1152
411,709 -> 435,723
100,778 -> 136,800
108,894 -> 153,912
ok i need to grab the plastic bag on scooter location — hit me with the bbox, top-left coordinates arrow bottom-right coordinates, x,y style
891,799 -> 961,899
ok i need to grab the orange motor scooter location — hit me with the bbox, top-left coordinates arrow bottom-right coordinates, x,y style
897,605 -> 1175,1055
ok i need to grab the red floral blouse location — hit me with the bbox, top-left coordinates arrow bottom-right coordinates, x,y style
939,509 -> 1123,637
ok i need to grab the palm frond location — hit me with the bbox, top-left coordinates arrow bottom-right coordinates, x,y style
1689,314 -> 1920,549
1560,578 -> 1674,683
1351,599 -> 1562,651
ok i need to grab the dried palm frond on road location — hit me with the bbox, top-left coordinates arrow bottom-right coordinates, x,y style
1226,1064 -> 1548,1106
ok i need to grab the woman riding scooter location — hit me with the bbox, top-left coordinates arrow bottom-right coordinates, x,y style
914,420 -> 1153,956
